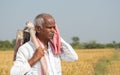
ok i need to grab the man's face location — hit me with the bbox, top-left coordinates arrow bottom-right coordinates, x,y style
41,22 -> 55,40
41,18 -> 55,40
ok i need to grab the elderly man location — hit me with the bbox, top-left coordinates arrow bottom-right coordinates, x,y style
10,13 -> 78,75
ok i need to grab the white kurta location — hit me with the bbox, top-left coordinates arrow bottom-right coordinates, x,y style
10,38 -> 78,75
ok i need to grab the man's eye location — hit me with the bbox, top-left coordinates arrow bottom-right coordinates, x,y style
46,26 -> 55,29
47,27 -> 52,29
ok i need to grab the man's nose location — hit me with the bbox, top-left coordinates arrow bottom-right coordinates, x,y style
51,27 -> 55,32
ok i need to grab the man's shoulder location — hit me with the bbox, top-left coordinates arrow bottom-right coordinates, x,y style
16,41 -> 35,59
23,40 -> 33,46
19,41 -> 34,50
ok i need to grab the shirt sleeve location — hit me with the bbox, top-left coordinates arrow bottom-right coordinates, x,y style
60,38 -> 78,61
10,46 -> 31,75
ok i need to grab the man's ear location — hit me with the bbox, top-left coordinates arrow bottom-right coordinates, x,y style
35,25 -> 41,33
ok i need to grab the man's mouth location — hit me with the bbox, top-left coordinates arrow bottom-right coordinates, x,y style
49,32 -> 54,38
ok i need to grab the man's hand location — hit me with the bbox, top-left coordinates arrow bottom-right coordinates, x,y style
28,47 -> 44,67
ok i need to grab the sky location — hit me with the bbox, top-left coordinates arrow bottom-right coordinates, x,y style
0,0 -> 120,43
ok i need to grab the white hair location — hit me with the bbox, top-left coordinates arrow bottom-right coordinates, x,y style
34,13 -> 55,29
34,17 -> 44,28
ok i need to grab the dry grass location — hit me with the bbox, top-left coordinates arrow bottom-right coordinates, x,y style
0,49 -> 120,75
0,50 -> 13,75
62,49 -> 114,75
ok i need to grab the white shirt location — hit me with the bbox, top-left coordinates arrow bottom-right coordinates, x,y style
10,38 -> 78,75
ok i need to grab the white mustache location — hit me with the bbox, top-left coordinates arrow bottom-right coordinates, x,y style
49,32 -> 54,35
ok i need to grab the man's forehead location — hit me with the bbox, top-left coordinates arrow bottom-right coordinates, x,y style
44,24 -> 55,27
44,18 -> 55,25
47,18 -> 55,23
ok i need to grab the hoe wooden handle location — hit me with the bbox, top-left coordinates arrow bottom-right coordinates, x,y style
26,21 -> 49,75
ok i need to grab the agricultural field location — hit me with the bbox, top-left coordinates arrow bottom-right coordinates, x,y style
0,49 -> 120,75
